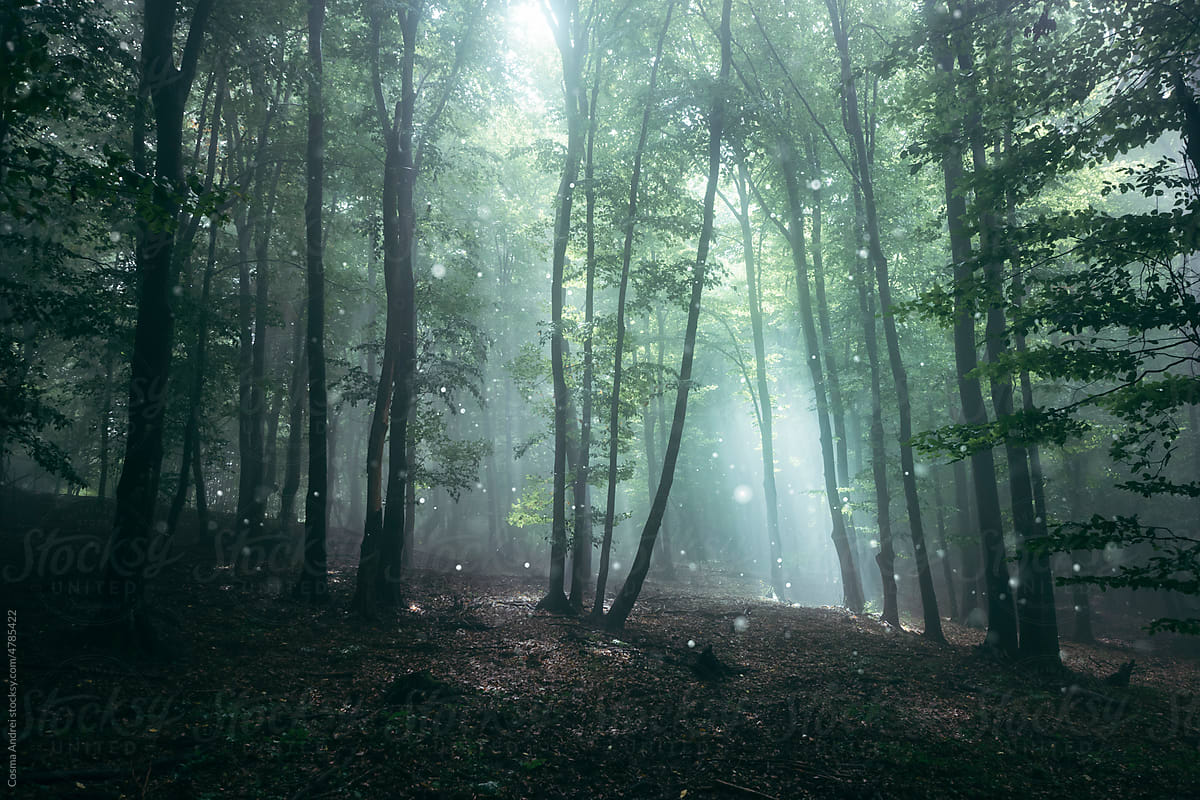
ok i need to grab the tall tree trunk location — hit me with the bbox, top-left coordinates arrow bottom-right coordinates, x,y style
167,213 -> 219,538
806,135 -> 858,573
168,79 -> 224,538
852,203 -> 898,627
952,425 -> 983,626
402,418 -> 416,570
828,0 -> 941,639
1064,451 -> 1095,643
932,465 -> 960,622
954,3 -> 1056,662
263,374 -> 284,498
354,2 -> 422,612
925,0 -> 1017,656
540,0 -> 586,614
278,319 -> 306,546
734,160 -> 785,600
246,157 -> 285,539
978,231 -> 1057,658
779,137 -> 864,614
604,0 -> 729,631
643,313 -> 675,576
295,0 -> 328,602
565,368 -> 589,605
593,1 -> 675,616
232,73 -> 286,565
570,57 -> 603,609
98,347 -> 114,501
654,307 -> 674,571
106,0 -> 214,646
379,2 -> 422,606
191,438 -> 208,533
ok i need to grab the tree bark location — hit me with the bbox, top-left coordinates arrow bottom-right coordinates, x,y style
1064,451 -> 1094,643
779,137 -> 864,614
931,464 -> 960,622
168,74 -> 224,538
570,56 -> 603,609
295,0 -> 328,602
278,319 -> 306,547
828,0 -> 941,639
851,197 -> 898,627
232,70 -> 287,566
98,347 -> 114,502
953,1 -> 1056,662
354,2 -> 422,612
593,1 -> 674,616
379,2 -> 421,606
540,0 -> 587,614
604,0 -> 728,630
106,0 -> 214,646
806,135 -> 858,571
925,0 -> 1017,656
734,160 -> 785,600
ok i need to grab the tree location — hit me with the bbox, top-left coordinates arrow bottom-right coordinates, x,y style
723,157 -> 785,601
605,0 -> 730,631
593,1 -> 675,617
826,0 -> 942,640
105,0 -> 215,646
294,0 -> 327,602
539,0 -> 588,614
919,0 -> 1017,656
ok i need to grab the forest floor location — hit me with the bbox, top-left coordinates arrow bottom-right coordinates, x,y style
9,503 -> 1200,799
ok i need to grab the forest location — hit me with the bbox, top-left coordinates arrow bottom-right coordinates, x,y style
3,0 -> 1199,796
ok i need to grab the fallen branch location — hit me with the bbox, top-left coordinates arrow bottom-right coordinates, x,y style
713,778 -> 780,799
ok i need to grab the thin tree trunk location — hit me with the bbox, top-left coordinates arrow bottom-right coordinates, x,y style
828,0 -> 941,639
295,0 -> 328,602
593,1 -> 675,616
1065,452 -> 1094,643
98,347 -> 114,501
247,155 -> 285,535
925,0 -> 1017,656
654,307 -> 674,570
1008,133 -> 1060,661
932,464 -> 960,622
643,313 -> 675,576
733,160 -> 785,600
353,8 -> 399,613
852,204 -> 898,627
191,438 -> 208,532
263,373 -> 284,498
570,56 -> 603,609
278,319 -> 306,545
167,211 -> 219,538
565,368 -> 589,605
952,431 -> 982,625
354,2 -> 420,612
379,2 -> 422,606
540,0 -> 586,614
232,73 -> 286,564
167,78 -> 224,537
604,0 -> 728,630
483,397 -> 501,560
779,137 -> 864,614
402,418 -> 416,570
806,135 -> 858,573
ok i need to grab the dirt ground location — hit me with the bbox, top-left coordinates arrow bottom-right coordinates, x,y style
11,523 -> 1200,800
